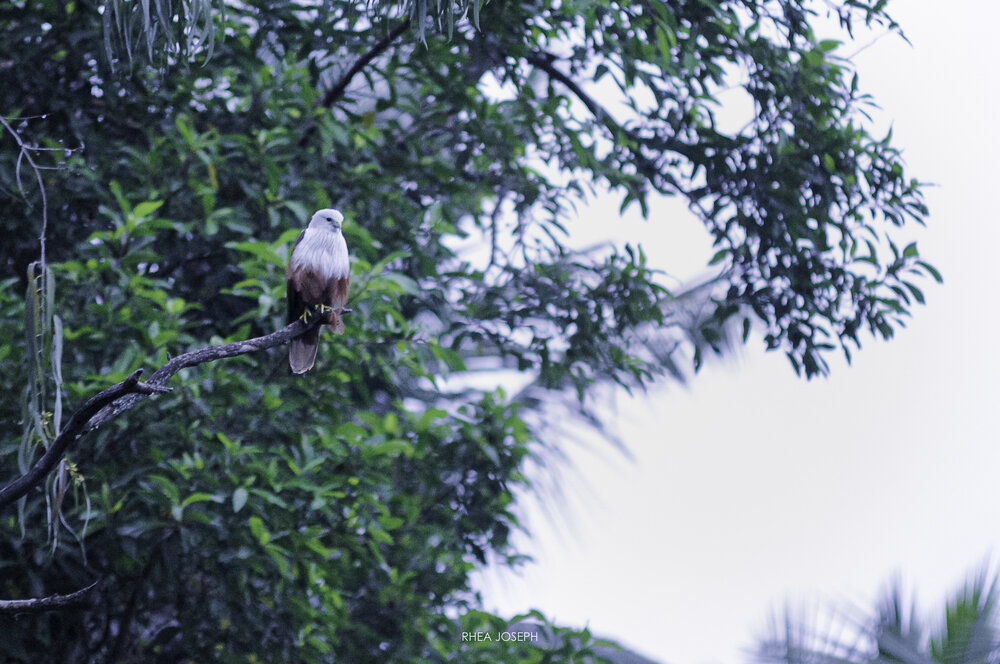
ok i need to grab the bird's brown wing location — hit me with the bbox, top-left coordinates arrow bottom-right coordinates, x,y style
287,278 -> 305,326
288,259 -> 331,372
286,231 -> 308,325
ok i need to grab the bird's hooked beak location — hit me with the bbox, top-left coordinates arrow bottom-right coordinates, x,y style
309,208 -> 344,231
327,210 -> 344,230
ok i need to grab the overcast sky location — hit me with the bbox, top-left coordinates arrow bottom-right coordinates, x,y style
474,3 -> 1000,663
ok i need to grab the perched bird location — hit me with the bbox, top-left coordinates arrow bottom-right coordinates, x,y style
286,208 -> 350,373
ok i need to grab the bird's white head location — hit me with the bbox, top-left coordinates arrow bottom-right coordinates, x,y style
309,208 -> 344,231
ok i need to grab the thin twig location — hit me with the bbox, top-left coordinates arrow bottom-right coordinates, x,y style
0,580 -> 99,614
0,114 -> 49,274
487,188 -> 507,270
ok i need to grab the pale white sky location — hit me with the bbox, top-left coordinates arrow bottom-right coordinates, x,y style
475,3 -> 1000,663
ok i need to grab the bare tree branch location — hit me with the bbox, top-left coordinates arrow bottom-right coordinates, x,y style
525,51 -> 697,193
321,18 -> 412,109
83,314 -> 331,431
0,580 -> 99,614
1,310 -> 348,511
298,18 -> 411,149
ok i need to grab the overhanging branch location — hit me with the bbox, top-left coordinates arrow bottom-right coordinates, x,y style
0,311 -> 347,511
83,314 -> 335,431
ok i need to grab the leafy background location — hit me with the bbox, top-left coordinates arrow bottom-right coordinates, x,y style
0,0 -> 940,661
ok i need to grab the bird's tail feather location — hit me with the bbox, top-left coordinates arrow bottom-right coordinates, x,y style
289,327 -> 320,373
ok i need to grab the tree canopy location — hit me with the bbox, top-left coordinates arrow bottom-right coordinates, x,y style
0,0 -> 936,661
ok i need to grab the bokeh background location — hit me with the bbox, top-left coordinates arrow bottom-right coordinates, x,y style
478,4 -> 1000,662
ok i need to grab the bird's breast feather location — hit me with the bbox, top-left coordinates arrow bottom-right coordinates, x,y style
289,228 -> 349,280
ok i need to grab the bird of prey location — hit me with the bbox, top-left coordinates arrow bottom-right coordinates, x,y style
286,208 -> 350,373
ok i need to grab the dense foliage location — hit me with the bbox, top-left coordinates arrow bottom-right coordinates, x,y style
1,0 -> 936,661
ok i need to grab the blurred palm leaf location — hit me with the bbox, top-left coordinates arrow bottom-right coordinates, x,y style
755,568 -> 1000,664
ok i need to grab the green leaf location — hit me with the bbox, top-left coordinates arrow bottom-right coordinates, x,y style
379,514 -> 405,530
249,516 -> 270,546
371,438 -> 414,458
274,228 -> 303,247
416,408 -> 448,431
369,249 -> 411,276
133,200 -> 164,218
903,281 -> 925,304
918,260 -> 943,283
227,240 -> 284,265
181,492 -> 219,508
335,422 -> 367,441
264,543 -> 292,577
655,26 -> 674,63
381,272 -> 420,295
708,248 -> 729,266
148,474 -> 180,504
217,432 -> 240,454
232,487 -> 248,513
